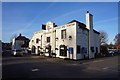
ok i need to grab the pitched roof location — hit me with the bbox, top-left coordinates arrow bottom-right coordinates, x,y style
68,20 -> 88,31
15,34 -> 30,41
68,20 -> 100,34
93,29 -> 100,34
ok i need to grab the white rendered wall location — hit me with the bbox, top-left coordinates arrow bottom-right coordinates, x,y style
15,40 -> 24,50
55,22 -> 76,59
43,28 -> 56,56
94,32 -> 100,54
76,23 -> 89,60
12,38 -> 15,50
29,18 -> 100,60
29,30 -> 45,54
86,12 -> 95,59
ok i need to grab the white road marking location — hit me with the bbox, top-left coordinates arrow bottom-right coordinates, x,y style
103,67 -> 109,69
92,60 -> 104,63
106,68 -> 120,72
102,65 -> 120,72
32,68 -> 39,72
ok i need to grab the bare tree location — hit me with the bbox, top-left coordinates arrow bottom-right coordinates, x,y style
114,33 -> 120,45
99,31 -> 108,45
9,34 -> 17,43
114,33 -> 120,51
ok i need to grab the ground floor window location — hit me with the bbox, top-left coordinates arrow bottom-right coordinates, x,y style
96,47 -> 98,53
77,45 -> 81,54
91,47 -> 94,52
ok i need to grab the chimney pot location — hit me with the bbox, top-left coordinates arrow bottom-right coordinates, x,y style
19,33 -> 22,36
87,11 -> 89,13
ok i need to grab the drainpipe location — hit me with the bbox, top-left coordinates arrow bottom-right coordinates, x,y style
55,30 -> 56,54
41,35 -> 42,52
88,30 -> 90,59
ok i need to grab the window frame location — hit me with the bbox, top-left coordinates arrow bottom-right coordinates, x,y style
77,45 -> 81,54
61,29 -> 66,39
47,37 -> 50,43
36,38 -> 39,43
91,47 -> 94,52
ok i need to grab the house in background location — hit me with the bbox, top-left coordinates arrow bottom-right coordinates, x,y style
2,42 -> 12,51
12,34 -> 30,52
29,11 -> 100,60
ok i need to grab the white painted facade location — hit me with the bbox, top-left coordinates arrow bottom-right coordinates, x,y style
29,11 -> 100,60
12,34 -> 29,51
12,38 -> 24,50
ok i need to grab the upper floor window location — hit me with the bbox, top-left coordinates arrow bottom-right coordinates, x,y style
47,26 -> 51,30
36,38 -> 39,43
61,29 -> 66,39
47,37 -> 50,43
32,40 -> 34,42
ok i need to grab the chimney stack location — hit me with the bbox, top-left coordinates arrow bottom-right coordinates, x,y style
19,33 -> 22,36
86,11 -> 93,30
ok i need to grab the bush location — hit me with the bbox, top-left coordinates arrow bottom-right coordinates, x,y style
95,53 -> 102,58
100,45 -> 109,56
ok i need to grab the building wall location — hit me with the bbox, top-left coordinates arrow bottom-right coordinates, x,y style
12,38 -> 24,50
94,32 -> 100,54
43,28 -> 56,56
12,38 -> 15,50
76,23 -> 89,60
55,22 -> 76,59
12,40 -> 24,50
86,11 -> 98,59
29,12 -> 100,60
29,21 -> 100,60
89,30 -> 95,59
29,30 -> 45,54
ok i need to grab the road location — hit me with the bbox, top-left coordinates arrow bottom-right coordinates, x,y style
2,53 -> 120,79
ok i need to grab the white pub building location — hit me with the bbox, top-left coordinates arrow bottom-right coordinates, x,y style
29,11 -> 100,60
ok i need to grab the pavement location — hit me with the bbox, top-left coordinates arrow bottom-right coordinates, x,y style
1,53 -> 120,79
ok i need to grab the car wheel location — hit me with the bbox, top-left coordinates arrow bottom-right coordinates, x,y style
111,54 -> 113,56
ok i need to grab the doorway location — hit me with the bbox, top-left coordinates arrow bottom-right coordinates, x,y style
45,45 -> 51,57
32,45 -> 36,53
59,45 -> 67,56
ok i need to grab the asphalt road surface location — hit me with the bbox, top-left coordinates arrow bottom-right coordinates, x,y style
2,54 -> 120,79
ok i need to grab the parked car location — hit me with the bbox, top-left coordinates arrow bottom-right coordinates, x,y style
22,49 -> 28,54
108,51 -> 116,56
12,49 -> 23,56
